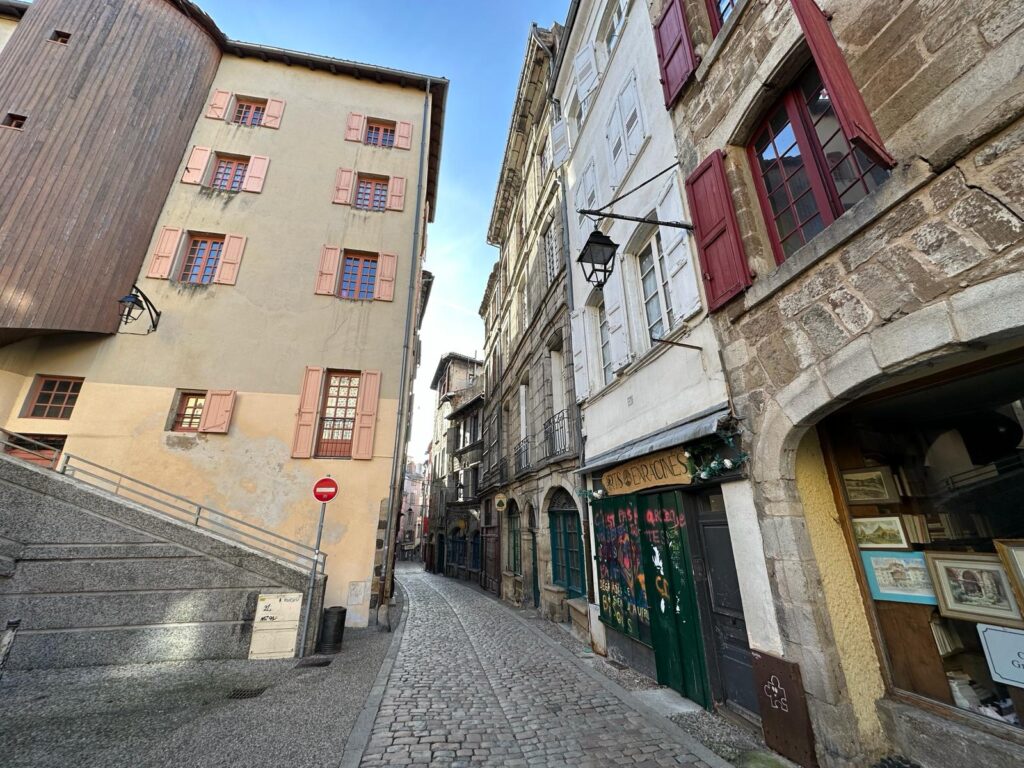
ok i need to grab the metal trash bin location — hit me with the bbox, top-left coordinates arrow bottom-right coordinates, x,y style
318,606 -> 347,654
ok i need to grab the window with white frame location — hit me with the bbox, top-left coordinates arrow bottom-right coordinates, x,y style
574,161 -> 598,237
543,223 -> 560,284
606,75 -> 645,188
601,0 -> 627,57
637,233 -> 674,340
598,302 -> 614,386
538,136 -> 551,185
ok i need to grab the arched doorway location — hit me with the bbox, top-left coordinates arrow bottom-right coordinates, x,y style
548,488 -> 586,599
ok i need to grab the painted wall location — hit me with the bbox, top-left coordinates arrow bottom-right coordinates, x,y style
0,53 -> 431,624
0,16 -> 17,50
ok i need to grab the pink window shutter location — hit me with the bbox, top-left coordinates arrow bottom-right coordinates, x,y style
241,155 -> 270,193
333,168 -> 354,205
206,89 -> 231,120
345,112 -> 365,142
198,390 -> 237,434
181,146 -> 211,185
395,121 -> 413,150
291,367 -> 324,459
352,370 -> 381,460
147,227 -> 182,279
213,234 -> 247,285
386,176 -> 406,211
263,99 -> 286,129
315,245 -> 341,295
375,252 -> 397,301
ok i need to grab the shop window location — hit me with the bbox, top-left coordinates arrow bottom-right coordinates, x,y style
592,498 -> 653,645
22,376 -> 83,419
823,355 -> 1024,731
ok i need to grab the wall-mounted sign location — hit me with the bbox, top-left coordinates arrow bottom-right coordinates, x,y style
601,446 -> 692,496
494,493 -> 508,511
977,623 -> 1024,689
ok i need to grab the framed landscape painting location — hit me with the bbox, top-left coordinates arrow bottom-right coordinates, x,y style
841,467 -> 901,506
925,552 -> 1024,629
995,539 -> 1024,613
851,516 -> 910,550
861,551 -> 937,604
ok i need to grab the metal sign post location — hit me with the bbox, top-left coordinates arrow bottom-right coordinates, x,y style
299,477 -> 337,656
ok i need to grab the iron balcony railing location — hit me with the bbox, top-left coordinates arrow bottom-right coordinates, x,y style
314,416 -> 354,458
513,437 -> 530,474
540,409 -> 573,461
0,429 -> 324,574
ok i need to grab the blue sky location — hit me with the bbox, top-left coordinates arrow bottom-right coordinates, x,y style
198,0 -> 567,459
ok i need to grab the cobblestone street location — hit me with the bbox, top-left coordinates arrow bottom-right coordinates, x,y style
359,566 -> 731,768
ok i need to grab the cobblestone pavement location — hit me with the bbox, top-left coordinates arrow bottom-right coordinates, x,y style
359,567 -> 731,768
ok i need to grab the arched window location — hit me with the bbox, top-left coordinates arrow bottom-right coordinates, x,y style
548,488 -> 586,598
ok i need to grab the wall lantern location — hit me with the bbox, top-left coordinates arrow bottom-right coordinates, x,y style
117,284 -> 161,334
577,228 -> 619,289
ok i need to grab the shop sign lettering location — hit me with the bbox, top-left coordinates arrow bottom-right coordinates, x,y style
601,447 -> 692,496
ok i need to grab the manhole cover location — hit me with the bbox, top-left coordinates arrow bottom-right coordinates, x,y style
294,657 -> 333,668
227,686 -> 268,699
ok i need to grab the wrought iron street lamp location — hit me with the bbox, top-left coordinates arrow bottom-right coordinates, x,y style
577,228 -> 618,289
117,284 -> 161,333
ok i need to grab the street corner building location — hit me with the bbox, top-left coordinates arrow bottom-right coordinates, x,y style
482,1 -> 1024,768
0,0 -> 447,664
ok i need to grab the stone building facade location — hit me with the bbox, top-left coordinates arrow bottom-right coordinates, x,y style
647,0 -> 1024,765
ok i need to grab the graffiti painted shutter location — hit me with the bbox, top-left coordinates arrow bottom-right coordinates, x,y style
395,121 -> 414,150
198,390 -> 236,434
790,0 -> 894,168
352,370 -> 381,460
314,246 -> 341,295
386,176 -> 406,211
375,252 -> 397,301
569,308 -> 590,402
291,366 -> 324,458
685,151 -> 750,311
333,168 -> 354,205
345,112 -> 365,142
658,177 -> 702,321
146,227 -> 181,279
653,0 -> 697,108
263,99 -> 286,129
241,155 -> 269,193
206,89 -> 230,119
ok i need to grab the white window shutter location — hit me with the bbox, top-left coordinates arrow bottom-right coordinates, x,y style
606,105 -> 627,187
619,76 -> 644,157
569,308 -> 591,402
551,118 -> 569,167
603,259 -> 632,372
574,43 -> 599,98
658,178 -> 702,322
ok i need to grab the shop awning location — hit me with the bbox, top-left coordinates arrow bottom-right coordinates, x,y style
575,402 -> 731,475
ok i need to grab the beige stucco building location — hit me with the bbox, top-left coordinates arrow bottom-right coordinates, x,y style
0,0 -> 446,626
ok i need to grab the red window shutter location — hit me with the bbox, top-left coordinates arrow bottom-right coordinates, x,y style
241,155 -> 270,193
333,168 -> 354,205
147,227 -> 182,279
375,252 -> 397,301
315,246 -> 341,295
291,367 -> 324,459
395,121 -> 413,150
653,0 -> 697,108
263,98 -> 286,129
386,176 -> 406,211
181,146 -> 211,185
198,390 -> 236,434
206,89 -> 231,120
790,0 -> 894,168
213,234 -> 246,285
352,370 -> 381,460
345,112 -> 365,142
684,151 -> 751,311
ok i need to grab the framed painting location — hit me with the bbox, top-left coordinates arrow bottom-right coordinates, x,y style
925,552 -> 1024,629
995,539 -> 1024,614
860,550 -> 937,604
841,467 -> 901,506
851,516 -> 910,550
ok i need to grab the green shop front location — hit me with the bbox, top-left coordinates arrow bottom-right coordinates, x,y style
586,430 -> 760,718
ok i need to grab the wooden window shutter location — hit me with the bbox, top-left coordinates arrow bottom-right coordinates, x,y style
568,309 -> 590,402
551,118 -> 569,167
147,227 -> 182,279
263,99 -> 286,129
241,155 -> 270,193
658,178 -> 702,322
291,367 -> 323,459
684,151 -> 750,311
790,0 -> 894,168
603,262 -> 632,373
573,43 -> 599,99
386,176 -> 406,211
181,146 -> 211,185
606,105 -> 627,186
206,89 -> 231,119
333,168 -> 354,205
352,370 -> 381,460
345,112 -> 365,142
395,121 -> 414,150
315,245 -> 341,295
213,234 -> 247,285
653,0 -> 697,108
198,390 -> 236,434
375,252 -> 397,301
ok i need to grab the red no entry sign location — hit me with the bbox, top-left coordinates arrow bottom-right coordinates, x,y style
313,477 -> 338,503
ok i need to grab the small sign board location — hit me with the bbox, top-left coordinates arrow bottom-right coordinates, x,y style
977,623 -> 1024,689
313,477 -> 338,502
249,592 -> 303,660
751,650 -> 819,768
601,446 -> 692,496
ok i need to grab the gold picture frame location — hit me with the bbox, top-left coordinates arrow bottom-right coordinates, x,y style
840,466 -> 901,506
925,551 -> 1024,629
851,515 -> 911,550
995,539 -> 1024,615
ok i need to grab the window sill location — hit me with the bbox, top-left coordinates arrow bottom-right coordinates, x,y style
694,0 -> 755,85
0,124 -> 24,133
731,158 -> 933,320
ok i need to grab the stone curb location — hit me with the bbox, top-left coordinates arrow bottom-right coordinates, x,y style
337,585 -> 409,768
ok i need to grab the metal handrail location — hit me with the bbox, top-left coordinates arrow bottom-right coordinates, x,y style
513,437 -> 530,473
0,429 -> 323,573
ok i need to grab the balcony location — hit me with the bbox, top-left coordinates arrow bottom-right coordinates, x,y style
538,409 -> 574,461
513,438 -> 530,475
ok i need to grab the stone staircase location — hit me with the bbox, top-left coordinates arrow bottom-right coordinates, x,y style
0,453 -> 325,669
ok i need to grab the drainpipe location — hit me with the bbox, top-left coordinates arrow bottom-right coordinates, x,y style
380,77 -> 432,628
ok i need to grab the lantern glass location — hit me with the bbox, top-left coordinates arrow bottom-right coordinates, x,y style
577,228 -> 619,289
117,293 -> 144,324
